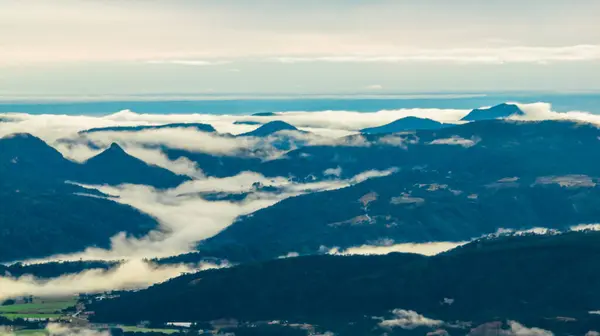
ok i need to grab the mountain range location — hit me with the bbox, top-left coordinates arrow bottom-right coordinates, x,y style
4,117 -> 600,262
1,133 -> 188,188
3,102 -> 600,335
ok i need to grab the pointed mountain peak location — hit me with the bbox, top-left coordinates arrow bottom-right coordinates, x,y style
82,143 -> 188,188
88,143 -> 131,162
107,142 -> 126,153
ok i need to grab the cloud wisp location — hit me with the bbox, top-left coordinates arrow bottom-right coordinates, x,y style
378,309 -> 444,330
329,241 -> 468,257
272,45 -> 600,65
0,259 -> 222,302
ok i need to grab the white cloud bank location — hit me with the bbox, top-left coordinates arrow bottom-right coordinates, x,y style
329,223 -> 600,258
44,324 -> 110,336
429,136 -> 479,148
329,241 -> 467,257
0,106 -> 470,141
4,101 -> 600,165
0,259 -> 220,301
378,310 -> 444,330
570,224 -> 600,232
502,321 -> 554,336
0,107 -> 470,171
512,102 -> 600,125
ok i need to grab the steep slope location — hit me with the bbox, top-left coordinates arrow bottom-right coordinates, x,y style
461,103 -> 524,121
0,179 -> 158,262
80,143 -> 188,188
0,133 -> 79,182
1,134 -> 188,188
91,231 -> 600,335
0,135 -> 180,261
360,116 -> 448,134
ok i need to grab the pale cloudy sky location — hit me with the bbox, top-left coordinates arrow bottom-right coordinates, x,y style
1,0 -> 599,96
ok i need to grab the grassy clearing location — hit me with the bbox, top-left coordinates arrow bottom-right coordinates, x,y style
14,330 -> 48,336
0,297 -> 76,314
0,297 -> 76,322
120,326 -> 179,334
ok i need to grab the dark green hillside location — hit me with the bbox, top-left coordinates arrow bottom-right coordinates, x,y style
91,231 -> 600,335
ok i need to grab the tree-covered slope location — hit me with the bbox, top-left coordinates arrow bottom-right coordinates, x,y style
91,231 -> 600,335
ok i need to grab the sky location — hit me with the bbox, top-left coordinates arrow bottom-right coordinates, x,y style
1,0 -> 600,97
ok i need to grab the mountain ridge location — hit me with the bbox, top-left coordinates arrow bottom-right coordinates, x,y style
361,116 -> 448,134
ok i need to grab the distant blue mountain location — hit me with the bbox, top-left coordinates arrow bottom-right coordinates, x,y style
461,103 -> 524,121
0,133 -> 76,175
238,120 -> 300,137
80,123 -> 216,134
233,120 -> 263,125
251,112 -> 279,117
0,133 -> 187,188
81,143 -> 189,187
360,116 -> 448,134
258,119 -> 600,181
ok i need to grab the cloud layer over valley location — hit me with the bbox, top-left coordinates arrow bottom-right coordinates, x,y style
4,102 -> 600,300
22,170 -> 396,264
4,101 -> 600,263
